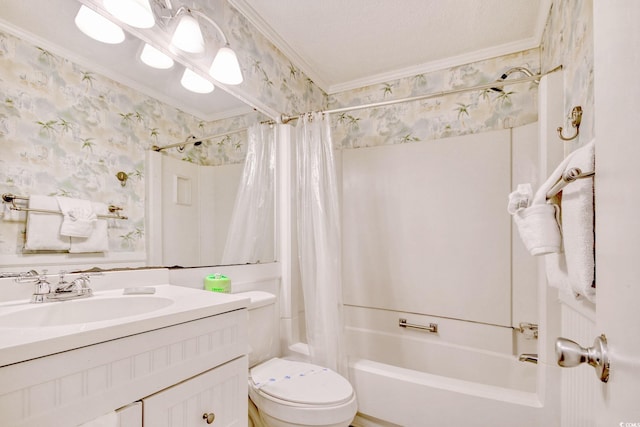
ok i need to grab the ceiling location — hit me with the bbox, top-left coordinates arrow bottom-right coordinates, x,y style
231,0 -> 551,94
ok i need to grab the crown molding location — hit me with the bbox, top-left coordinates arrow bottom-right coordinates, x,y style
326,37 -> 542,94
228,0 -> 331,92
230,0 -> 552,95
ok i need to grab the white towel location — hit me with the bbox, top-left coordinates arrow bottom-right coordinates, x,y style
76,411 -> 117,427
69,202 -> 109,253
507,183 -> 533,214
510,175 -> 563,255
544,252 -> 577,297
513,203 -> 562,255
561,140 -> 595,302
56,196 -> 97,237
24,195 -> 71,251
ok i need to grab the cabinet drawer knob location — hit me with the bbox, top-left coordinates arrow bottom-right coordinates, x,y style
202,412 -> 215,424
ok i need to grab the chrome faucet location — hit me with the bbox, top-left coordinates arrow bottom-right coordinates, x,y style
48,272 -> 94,301
15,270 -> 96,303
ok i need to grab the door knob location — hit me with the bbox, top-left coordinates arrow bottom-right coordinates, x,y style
555,334 -> 609,383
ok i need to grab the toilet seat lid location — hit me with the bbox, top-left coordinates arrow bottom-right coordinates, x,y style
250,358 -> 353,405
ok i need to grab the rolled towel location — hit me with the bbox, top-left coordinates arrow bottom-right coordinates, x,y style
56,196 -> 97,238
507,183 -> 533,214
513,203 -> 562,255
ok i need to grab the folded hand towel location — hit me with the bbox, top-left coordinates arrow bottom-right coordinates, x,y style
24,195 -> 71,251
56,197 -> 97,238
69,202 -> 109,253
561,140 -> 595,302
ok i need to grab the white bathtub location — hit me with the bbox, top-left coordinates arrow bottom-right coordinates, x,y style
344,307 -> 555,427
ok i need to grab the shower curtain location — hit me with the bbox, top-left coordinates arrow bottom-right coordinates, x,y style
295,112 -> 346,375
221,123 -> 275,265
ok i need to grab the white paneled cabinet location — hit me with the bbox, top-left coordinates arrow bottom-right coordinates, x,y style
0,309 -> 248,427
143,356 -> 248,427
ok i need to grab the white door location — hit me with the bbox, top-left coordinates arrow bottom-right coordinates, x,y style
593,2 -> 640,423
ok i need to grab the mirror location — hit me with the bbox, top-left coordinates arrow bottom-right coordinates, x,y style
0,0 -> 276,269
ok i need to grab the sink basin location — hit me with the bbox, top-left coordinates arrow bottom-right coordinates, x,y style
0,296 -> 173,327
0,284 -> 250,368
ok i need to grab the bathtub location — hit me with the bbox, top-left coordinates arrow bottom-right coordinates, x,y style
343,307 -> 556,427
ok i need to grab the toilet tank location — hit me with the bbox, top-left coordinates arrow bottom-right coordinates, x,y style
237,291 -> 280,367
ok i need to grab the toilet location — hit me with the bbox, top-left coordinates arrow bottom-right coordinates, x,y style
241,291 -> 357,427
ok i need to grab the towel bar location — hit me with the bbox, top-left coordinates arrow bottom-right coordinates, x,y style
545,168 -> 595,200
1,193 -> 128,220
398,318 -> 438,333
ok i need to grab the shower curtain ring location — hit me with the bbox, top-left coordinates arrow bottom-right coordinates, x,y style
557,106 -> 582,141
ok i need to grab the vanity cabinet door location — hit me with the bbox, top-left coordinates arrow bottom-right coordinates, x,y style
143,356 -> 248,427
117,402 -> 143,427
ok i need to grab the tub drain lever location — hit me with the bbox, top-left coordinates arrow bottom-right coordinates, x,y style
399,318 -> 438,334
517,322 -> 539,339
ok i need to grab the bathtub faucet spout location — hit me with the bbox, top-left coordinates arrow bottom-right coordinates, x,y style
518,353 -> 538,364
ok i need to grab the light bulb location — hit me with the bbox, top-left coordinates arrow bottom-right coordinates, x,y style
74,5 -> 125,44
209,46 -> 243,85
104,0 -> 155,29
181,69 -> 214,94
171,13 -> 204,54
140,44 -> 174,69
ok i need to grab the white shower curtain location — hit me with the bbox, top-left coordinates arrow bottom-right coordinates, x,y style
295,112 -> 346,375
221,123 -> 275,265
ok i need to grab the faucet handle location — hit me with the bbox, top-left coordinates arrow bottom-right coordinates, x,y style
69,274 -> 93,296
30,272 -> 51,303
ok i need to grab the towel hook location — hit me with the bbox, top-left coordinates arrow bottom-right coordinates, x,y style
116,171 -> 128,187
557,106 -> 582,141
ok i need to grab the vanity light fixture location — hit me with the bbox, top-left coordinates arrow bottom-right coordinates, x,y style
74,5 -> 125,44
103,0 -> 155,29
140,43 -> 175,69
169,7 -> 244,85
180,68 -> 214,94
171,10 -> 205,54
209,45 -> 243,85
77,1 -> 243,92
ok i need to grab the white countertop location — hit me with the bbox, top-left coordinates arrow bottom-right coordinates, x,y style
0,285 -> 249,367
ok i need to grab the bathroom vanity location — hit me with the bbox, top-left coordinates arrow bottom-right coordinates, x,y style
0,285 -> 249,427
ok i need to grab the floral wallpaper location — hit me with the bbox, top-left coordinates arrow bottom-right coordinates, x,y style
325,1 -> 594,153
0,29 -> 261,259
210,0 -> 327,117
329,48 -> 540,149
0,0 -> 328,265
540,0 -> 594,147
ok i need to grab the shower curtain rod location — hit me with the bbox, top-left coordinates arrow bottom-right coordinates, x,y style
151,128 -> 246,152
151,120 -> 275,152
280,66 -> 561,124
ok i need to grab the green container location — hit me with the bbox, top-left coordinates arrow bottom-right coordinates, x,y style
204,274 -> 231,293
